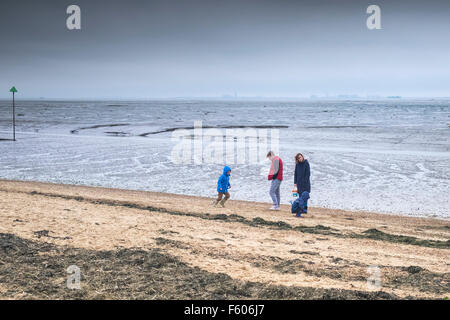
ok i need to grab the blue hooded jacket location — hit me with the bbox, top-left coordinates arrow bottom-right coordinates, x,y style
291,191 -> 310,214
217,166 -> 231,193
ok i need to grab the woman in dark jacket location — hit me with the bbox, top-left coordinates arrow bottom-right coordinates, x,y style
294,153 -> 311,194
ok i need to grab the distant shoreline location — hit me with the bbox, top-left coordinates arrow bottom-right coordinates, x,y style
1,97 -> 450,102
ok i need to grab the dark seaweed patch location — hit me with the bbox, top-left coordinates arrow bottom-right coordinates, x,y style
289,250 -> 319,256
294,225 -> 342,237
355,228 -> 450,249
250,217 -> 292,230
420,225 -> 450,232
402,266 -> 424,274
0,233 -> 398,300
158,229 -> 179,235
154,237 -> 188,249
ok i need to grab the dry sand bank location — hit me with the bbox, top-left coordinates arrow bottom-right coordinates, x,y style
0,179 -> 448,299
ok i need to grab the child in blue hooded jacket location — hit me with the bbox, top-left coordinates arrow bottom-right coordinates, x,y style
290,191 -> 310,217
213,166 -> 231,208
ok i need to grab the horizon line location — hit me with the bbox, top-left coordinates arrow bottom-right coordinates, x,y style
1,96 -> 450,101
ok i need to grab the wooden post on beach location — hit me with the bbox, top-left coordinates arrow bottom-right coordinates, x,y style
9,86 -> 17,141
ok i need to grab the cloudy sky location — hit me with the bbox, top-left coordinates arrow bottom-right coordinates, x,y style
0,0 -> 449,99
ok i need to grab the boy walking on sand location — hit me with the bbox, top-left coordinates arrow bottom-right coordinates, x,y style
267,151 -> 283,210
212,166 -> 231,208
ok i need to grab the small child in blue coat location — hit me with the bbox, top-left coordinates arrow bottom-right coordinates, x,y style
290,191 -> 310,217
213,166 -> 231,208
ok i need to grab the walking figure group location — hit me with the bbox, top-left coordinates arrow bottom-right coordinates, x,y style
213,151 -> 311,218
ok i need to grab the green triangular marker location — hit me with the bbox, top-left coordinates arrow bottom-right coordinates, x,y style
10,86 -> 18,93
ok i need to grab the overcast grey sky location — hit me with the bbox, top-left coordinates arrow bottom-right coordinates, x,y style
0,0 -> 449,99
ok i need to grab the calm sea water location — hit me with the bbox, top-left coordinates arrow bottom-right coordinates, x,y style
0,99 -> 449,218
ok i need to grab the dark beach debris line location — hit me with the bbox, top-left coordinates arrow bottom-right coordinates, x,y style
290,250 -> 319,256
104,131 -> 132,137
33,229 -> 72,241
24,190 -> 344,238
11,189 -> 450,250
0,233 -> 399,300
138,125 -> 289,137
305,125 -> 369,129
352,228 -> 450,250
419,225 -> 450,232
69,124 -> 288,136
158,229 -> 180,235
70,123 -> 130,134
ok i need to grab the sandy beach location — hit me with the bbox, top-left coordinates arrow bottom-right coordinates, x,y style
0,179 -> 448,299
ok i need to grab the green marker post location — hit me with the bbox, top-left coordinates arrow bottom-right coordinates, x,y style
10,86 -> 18,141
